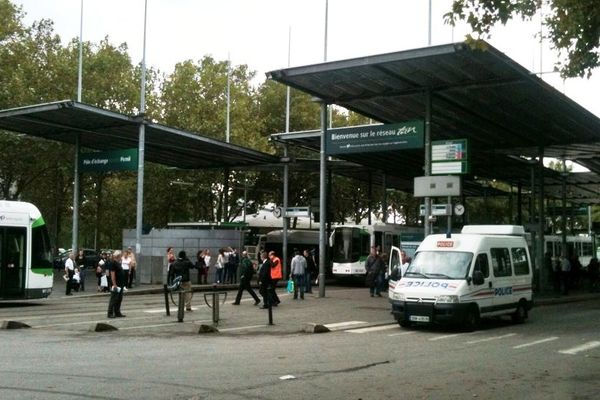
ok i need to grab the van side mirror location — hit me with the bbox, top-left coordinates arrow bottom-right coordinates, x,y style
472,271 -> 484,285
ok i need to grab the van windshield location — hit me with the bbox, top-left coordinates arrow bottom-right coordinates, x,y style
405,251 -> 473,280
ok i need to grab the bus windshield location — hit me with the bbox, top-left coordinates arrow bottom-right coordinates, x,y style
405,251 -> 473,280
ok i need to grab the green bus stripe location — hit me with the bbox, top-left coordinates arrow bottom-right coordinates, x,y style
31,268 -> 53,276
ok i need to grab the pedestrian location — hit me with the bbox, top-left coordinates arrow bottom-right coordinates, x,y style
166,247 -> 175,283
290,249 -> 306,300
303,249 -> 316,294
232,251 -> 260,305
76,249 -> 87,291
216,248 -> 226,284
127,247 -> 137,288
268,251 -> 282,306
365,246 -> 384,297
586,257 -> 599,292
258,250 -> 272,308
560,255 -> 571,295
196,249 -> 207,285
228,248 -> 239,284
203,249 -> 212,283
64,252 -> 75,295
169,250 -> 194,311
96,253 -> 106,292
72,267 -> 81,292
107,250 -> 126,318
121,249 -> 132,291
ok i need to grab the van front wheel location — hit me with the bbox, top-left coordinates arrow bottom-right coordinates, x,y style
463,306 -> 479,332
512,301 -> 528,324
398,319 -> 412,328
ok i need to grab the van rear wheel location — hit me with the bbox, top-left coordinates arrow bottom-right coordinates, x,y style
398,319 -> 412,328
512,301 -> 528,324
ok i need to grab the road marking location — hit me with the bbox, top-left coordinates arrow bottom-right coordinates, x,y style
513,337 -> 559,349
388,331 -> 415,337
324,321 -> 367,329
558,341 -> 600,355
33,315 -> 157,328
347,324 -> 399,334
466,333 -> 516,344
429,333 -> 462,341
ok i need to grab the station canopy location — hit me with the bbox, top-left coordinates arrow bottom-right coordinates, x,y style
0,100 -> 279,169
267,41 -> 600,203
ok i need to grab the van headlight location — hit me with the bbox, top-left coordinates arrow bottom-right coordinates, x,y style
435,295 -> 459,304
391,292 -> 405,301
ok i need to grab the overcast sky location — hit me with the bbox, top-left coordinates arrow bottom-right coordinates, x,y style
11,0 -> 600,119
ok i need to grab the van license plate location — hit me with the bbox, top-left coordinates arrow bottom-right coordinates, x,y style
409,315 -> 430,322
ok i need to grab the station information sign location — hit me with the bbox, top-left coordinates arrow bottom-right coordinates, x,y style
79,148 -> 138,172
431,139 -> 469,175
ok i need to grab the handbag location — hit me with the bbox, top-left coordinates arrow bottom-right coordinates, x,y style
286,279 -> 294,293
100,275 -> 108,287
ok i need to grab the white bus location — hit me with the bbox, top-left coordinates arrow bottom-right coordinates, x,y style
331,224 -> 422,277
0,201 -> 53,299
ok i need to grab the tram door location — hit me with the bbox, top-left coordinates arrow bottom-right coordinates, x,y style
0,227 -> 27,298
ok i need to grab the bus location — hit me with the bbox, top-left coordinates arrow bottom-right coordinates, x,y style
256,229 -> 320,265
0,201 -> 53,299
331,224 -> 423,277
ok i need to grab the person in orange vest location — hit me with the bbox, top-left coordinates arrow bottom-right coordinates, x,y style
268,251 -> 282,306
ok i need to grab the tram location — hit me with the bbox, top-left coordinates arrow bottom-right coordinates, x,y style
0,201 -> 53,299
543,234 -> 595,267
331,224 -> 423,277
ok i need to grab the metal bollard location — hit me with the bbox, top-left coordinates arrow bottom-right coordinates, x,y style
163,284 -> 170,316
203,284 -> 227,326
267,284 -> 274,325
177,290 -> 185,322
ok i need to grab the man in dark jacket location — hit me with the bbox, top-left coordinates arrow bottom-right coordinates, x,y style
169,250 -> 194,311
365,246 -> 384,297
107,250 -> 126,318
232,251 -> 260,305
258,251 -> 272,308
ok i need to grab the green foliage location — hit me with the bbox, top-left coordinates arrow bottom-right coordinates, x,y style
445,0 -> 600,78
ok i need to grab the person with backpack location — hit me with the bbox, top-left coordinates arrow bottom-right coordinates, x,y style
232,251 -> 260,305
168,250 -> 194,311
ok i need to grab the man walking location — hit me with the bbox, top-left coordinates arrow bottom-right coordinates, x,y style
169,250 -> 194,311
258,251 -> 272,308
64,252 -> 75,296
291,249 -> 306,300
107,250 -> 126,318
268,251 -> 282,306
232,251 -> 260,305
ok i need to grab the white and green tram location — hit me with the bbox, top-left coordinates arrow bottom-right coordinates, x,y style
331,224 -> 417,277
0,201 -> 53,299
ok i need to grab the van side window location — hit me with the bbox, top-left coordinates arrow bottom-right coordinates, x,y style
511,247 -> 530,275
474,253 -> 490,278
490,248 -> 512,277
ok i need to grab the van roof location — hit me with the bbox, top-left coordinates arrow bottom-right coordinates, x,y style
460,225 -> 525,236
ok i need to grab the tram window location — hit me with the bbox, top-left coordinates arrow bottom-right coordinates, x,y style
32,225 -> 52,269
351,229 -> 361,260
512,247 -> 530,275
490,248 -> 512,277
582,242 -> 593,257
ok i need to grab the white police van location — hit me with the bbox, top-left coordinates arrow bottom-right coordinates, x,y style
388,225 -> 533,330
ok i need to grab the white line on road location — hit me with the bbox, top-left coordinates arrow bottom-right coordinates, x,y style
388,331 -> 415,337
466,333 -> 516,344
512,337 -> 559,349
33,315 -> 158,328
429,333 -> 462,341
558,341 -> 600,355
347,324 -> 400,334
219,324 -> 266,332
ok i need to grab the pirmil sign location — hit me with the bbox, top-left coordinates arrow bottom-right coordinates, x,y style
326,121 -> 424,155
79,148 -> 138,172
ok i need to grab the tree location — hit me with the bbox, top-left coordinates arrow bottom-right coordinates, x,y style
445,0 -> 600,78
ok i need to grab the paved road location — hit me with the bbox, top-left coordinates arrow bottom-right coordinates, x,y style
1,286 -> 599,399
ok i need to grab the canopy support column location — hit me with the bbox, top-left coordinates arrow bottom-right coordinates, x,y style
282,144 -> 289,279
318,101 -> 328,298
424,90 -> 432,236
71,134 -> 80,253
537,147 -> 545,292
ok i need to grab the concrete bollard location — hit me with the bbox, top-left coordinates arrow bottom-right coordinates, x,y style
1,320 -> 31,330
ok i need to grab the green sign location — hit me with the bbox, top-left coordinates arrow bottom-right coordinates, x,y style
325,121 -> 424,155
431,139 -> 469,175
79,148 -> 138,172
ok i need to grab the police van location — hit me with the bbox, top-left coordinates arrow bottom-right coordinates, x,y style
388,225 -> 533,330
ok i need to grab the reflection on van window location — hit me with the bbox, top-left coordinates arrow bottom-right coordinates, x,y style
511,247 -> 529,275
406,251 -> 473,279
491,248 -> 512,277
474,253 -> 490,278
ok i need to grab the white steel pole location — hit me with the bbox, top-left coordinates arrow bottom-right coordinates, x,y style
226,54 -> 231,143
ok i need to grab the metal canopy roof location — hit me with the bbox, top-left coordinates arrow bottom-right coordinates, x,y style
0,100 -> 279,169
267,41 -> 600,203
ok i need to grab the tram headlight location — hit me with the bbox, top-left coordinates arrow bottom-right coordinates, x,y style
435,295 -> 459,304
